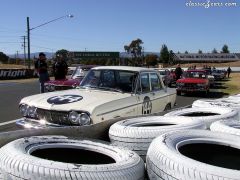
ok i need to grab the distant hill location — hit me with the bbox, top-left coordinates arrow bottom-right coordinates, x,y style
8,52 -> 160,59
7,52 -> 55,59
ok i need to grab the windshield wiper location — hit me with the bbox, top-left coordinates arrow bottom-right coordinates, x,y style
98,87 -> 123,93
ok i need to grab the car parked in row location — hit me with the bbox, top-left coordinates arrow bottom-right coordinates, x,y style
17,66 -> 176,128
176,69 -> 210,96
44,65 -> 96,92
155,68 -> 175,87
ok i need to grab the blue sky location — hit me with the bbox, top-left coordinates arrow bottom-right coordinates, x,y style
0,0 -> 240,55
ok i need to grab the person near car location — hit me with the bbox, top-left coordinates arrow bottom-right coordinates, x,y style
52,54 -> 68,80
34,52 -> 50,93
227,66 -> 232,78
175,64 -> 183,80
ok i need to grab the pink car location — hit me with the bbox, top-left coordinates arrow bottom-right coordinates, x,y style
44,65 -> 96,92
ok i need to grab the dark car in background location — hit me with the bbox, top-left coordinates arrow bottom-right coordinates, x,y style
44,65 -> 96,92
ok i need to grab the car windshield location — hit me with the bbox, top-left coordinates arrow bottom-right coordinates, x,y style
72,66 -> 92,79
159,70 -> 166,75
80,69 -> 138,93
184,71 -> 207,79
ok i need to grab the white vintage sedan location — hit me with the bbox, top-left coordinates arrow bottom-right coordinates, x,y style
16,66 -> 176,128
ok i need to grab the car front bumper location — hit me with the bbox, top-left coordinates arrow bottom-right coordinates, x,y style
176,87 -> 208,92
16,118 -> 63,129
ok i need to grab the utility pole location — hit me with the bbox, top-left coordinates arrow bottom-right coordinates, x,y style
27,17 -> 30,69
21,36 -> 26,66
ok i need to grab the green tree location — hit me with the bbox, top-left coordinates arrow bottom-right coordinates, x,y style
221,44 -> 230,53
212,48 -> 218,53
198,49 -> 203,54
159,44 -> 169,64
124,38 -> 143,66
184,51 -> 189,54
0,52 -> 9,64
56,49 -> 69,59
169,50 -> 175,65
145,54 -> 158,67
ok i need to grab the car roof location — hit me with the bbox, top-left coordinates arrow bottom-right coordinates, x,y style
92,66 -> 156,72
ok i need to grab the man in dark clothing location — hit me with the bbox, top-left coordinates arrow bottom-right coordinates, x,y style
34,52 -> 49,93
175,64 -> 183,80
227,66 -> 232,78
52,54 -> 68,80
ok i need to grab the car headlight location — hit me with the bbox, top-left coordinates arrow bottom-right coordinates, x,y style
69,111 -> 80,125
27,106 -> 37,118
19,104 -> 28,117
177,83 -> 184,86
49,85 -> 55,91
79,113 -> 91,125
68,111 -> 91,125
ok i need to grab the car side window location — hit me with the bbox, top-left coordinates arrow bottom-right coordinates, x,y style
150,73 -> 162,91
140,73 -> 150,93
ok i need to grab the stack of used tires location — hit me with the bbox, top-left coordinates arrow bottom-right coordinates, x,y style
108,93 -> 240,179
0,136 -> 145,180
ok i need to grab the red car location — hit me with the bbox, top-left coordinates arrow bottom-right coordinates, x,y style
176,70 -> 210,96
44,65 -> 96,92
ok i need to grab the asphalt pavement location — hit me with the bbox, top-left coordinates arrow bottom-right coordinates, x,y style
0,80 -> 227,132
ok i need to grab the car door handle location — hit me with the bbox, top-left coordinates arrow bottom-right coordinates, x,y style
151,92 -> 155,96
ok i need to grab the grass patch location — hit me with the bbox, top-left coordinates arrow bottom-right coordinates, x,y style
222,73 -> 240,95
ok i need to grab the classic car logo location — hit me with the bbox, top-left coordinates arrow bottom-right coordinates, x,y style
142,96 -> 152,115
47,95 -> 83,104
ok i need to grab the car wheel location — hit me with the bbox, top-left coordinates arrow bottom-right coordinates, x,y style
164,107 -> 238,128
210,119 -> 240,136
109,116 -> 206,161
147,130 -> 240,180
0,136 -> 145,180
164,103 -> 171,111
177,90 -> 181,95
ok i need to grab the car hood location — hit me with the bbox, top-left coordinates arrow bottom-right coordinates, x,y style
45,79 -> 81,86
20,89 -> 131,113
177,78 -> 207,84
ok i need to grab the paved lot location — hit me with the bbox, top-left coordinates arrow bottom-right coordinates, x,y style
0,80 -> 226,132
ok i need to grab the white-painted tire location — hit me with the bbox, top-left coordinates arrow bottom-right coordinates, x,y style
109,116 -> 206,160
192,98 -> 240,112
164,107 -> 238,128
0,136 -> 145,180
210,119 -> 240,136
146,130 -> 240,180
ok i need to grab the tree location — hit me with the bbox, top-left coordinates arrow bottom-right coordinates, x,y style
56,49 -> 69,59
169,50 -> 175,65
124,38 -> 143,66
184,51 -> 189,54
212,48 -> 218,53
198,49 -> 203,54
145,54 -> 158,67
221,44 -> 230,53
159,44 -> 169,64
0,52 -> 9,64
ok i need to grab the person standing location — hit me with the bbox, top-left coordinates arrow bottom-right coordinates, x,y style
34,52 -> 49,93
175,64 -> 183,80
52,54 -> 68,80
227,66 -> 232,78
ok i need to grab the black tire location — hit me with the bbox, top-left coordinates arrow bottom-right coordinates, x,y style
164,103 -> 171,111
0,136 -> 145,180
147,130 -> 240,179
177,90 -> 181,95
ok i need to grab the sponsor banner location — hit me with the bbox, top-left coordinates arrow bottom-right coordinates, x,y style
0,69 -> 35,80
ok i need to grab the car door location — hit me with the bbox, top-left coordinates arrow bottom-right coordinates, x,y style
149,72 -> 169,113
136,72 -> 155,115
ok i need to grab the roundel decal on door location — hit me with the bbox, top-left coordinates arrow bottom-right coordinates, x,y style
47,95 -> 83,104
142,96 -> 152,115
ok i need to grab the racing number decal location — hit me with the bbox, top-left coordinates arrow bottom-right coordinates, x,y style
142,96 -> 152,115
47,95 -> 83,104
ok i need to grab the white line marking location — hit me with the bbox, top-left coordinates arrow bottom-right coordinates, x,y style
0,119 -> 17,126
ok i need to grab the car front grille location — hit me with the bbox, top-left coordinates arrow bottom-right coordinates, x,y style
55,86 -> 73,91
183,83 -> 197,88
37,109 -> 71,125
